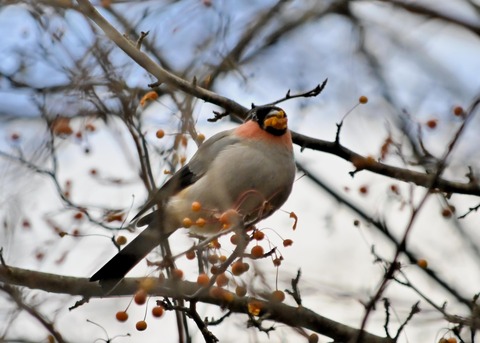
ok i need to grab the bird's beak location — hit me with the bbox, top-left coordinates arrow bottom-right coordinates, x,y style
264,110 -> 288,130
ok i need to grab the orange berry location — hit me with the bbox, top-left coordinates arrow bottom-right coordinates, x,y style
116,235 -> 127,246
135,320 -> 147,331
209,286 -> 224,299
426,119 -> 438,129
216,273 -> 229,287
359,185 -> 368,195
453,106 -> 464,116
223,291 -> 235,303
197,273 -> 210,287
417,259 -> 428,269
172,269 -> 184,280
155,129 -> 165,139
197,133 -> 205,143
182,217 -> 193,228
115,311 -> 128,322
447,338 -> 457,343
273,258 -> 282,267
283,239 -> 293,247
441,208 -> 453,218
210,265 -> 220,275
270,290 -> 285,303
359,95 -> 368,104
195,217 -> 206,227
253,230 -> 265,241
231,261 -> 246,276
191,201 -> 201,212
151,306 -> 164,318
390,184 -> 399,194
308,333 -> 319,343
230,234 -> 239,245
219,255 -> 227,262
235,286 -> 247,297
186,249 -> 196,260
211,239 -> 221,249
219,209 -> 238,225
73,212 -> 84,220
11,132 -> 20,141
133,289 -> 147,305
134,290 -> 147,305
208,254 -> 219,264
242,262 -> 250,272
251,245 -> 264,258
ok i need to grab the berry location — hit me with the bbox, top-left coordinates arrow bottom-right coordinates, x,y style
116,235 -> 127,246
73,212 -> 84,220
283,239 -> 293,247
216,273 -> 229,287
273,258 -> 282,267
359,185 -> 368,195
426,119 -> 438,129
231,261 -> 246,276
197,273 -> 210,287
251,245 -> 264,258
253,230 -> 265,241
182,217 -> 193,228
270,290 -> 285,303
195,217 -> 206,227
209,286 -> 225,299
135,320 -> 147,331
441,208 -> 453,218
211,239 -> 221,249
155,129 -> 165,139
359,95 -> 368,104
134,290 -> 147,305
186,249 -> 196,260
453,106 -> 464,116
208,254 -> 219,264
235,286 -> 247,297
230,234 -> 239,245
308,333 -> 319,343
172,269 -> 184,280
115,311 -> 128,322
191,201 -> 201,212
151,306 -> 164,318
417,259 -> 428,269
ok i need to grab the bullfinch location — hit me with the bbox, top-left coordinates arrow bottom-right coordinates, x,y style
90,105 -> 295,291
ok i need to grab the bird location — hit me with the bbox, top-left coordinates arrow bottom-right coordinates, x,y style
90,105 -> 296,292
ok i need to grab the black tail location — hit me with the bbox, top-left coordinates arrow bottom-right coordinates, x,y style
90,227 -> 162,293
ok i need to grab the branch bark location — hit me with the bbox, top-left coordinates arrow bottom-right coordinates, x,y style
0,265 -> 393,343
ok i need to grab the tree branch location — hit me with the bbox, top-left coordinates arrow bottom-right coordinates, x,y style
0,265 -> 393,343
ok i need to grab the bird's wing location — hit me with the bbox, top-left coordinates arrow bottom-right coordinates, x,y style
132,129 -> 239,225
